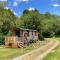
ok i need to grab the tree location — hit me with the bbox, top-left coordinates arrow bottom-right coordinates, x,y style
0,9 -> 16,35
20,9 -> 41,30
0,8 -> 16,44
19,9 -> 44,40
0,2 -> 7,8
41,12 -> 60,37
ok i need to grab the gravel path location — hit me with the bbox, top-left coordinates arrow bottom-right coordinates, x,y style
12,39 -> 59,60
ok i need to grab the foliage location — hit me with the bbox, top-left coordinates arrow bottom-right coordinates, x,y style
21,9 -> 41,30
0,6 -> 60,44
43,38 -> 60,60
0,8 -> 16,35
41,13 -> 60,37
0,8 -> 16,44
0,2 -> 7,8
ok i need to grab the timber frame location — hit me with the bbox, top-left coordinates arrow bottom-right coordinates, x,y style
5,28 -> 38,48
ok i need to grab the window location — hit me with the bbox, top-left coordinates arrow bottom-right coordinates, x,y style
35,32 -> 37,36
16,29 -> 20,37
27,31 -> 29,36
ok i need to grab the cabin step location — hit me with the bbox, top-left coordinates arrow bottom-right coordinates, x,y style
17,42 -> 24,48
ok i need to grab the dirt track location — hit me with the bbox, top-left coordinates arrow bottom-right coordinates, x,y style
12,39 -> 59,60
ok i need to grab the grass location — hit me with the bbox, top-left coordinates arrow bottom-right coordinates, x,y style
43,38 -> 60,60
0,40 -> 48,60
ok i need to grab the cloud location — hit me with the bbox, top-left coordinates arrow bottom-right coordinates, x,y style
13,11 -> 21,16
12,10 -> 21,16
28,7 -> 35,11
4,7 -> 9,9
15,0 -> 31,2
13,2 -> 18,6
13,11 -> 17,15
53,3 -> 60,7
0,0 -> 7,1
13,0 -> 32,7
10,9 -> 18,16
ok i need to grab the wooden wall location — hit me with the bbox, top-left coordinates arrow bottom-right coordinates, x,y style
5,36 -> 17,48
5,29 -> 39,48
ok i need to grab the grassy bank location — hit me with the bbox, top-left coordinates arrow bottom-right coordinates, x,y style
43,38 -> 60,60
0,40 -> 48,60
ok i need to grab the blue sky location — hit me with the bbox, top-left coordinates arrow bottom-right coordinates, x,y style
0,0 -> 60,16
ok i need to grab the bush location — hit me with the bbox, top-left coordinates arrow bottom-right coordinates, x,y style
42,31 -> 54,38
38,33 -> 44,41
0,35 -> 4,45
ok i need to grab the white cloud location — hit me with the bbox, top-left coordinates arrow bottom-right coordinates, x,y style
15,0 -> 31,2
0,0 -> 7,1
28,7 -> 35,11
13,12 -> 17,15
4,7 -> 9,9
53,3 -> 60,7
10,9 -> 18,16
13,0 -> 31,7
22,0 -> 29,2
13,2 -> 18,6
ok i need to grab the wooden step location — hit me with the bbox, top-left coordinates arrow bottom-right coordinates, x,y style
17,41 -> 24,48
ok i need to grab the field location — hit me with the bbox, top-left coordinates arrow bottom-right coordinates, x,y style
43,38 -> 60,60
0,38 -> 59,60
0,40 -> 48,60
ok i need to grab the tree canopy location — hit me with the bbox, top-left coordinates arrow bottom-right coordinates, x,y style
0,7 -> 60,44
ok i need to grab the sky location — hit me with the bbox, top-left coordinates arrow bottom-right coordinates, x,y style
0,0 -> 60,16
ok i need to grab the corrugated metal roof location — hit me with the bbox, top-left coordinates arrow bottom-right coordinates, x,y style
19,28 -> 37,32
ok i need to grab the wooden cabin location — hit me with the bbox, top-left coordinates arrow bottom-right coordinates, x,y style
5,28 -> 38,48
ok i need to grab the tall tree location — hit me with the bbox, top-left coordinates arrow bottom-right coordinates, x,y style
0,8 -> 16,35
20,9 -> 41,31
0,2 -> 7,8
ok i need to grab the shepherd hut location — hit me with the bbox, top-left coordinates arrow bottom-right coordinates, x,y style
5,28 -> 38,48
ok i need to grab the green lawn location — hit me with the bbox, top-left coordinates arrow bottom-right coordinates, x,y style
0,40 -> 48,60
0,46 -> 33,60
43,38 -> 60,60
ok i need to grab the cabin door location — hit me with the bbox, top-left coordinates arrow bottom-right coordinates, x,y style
16,30 -> 20,37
